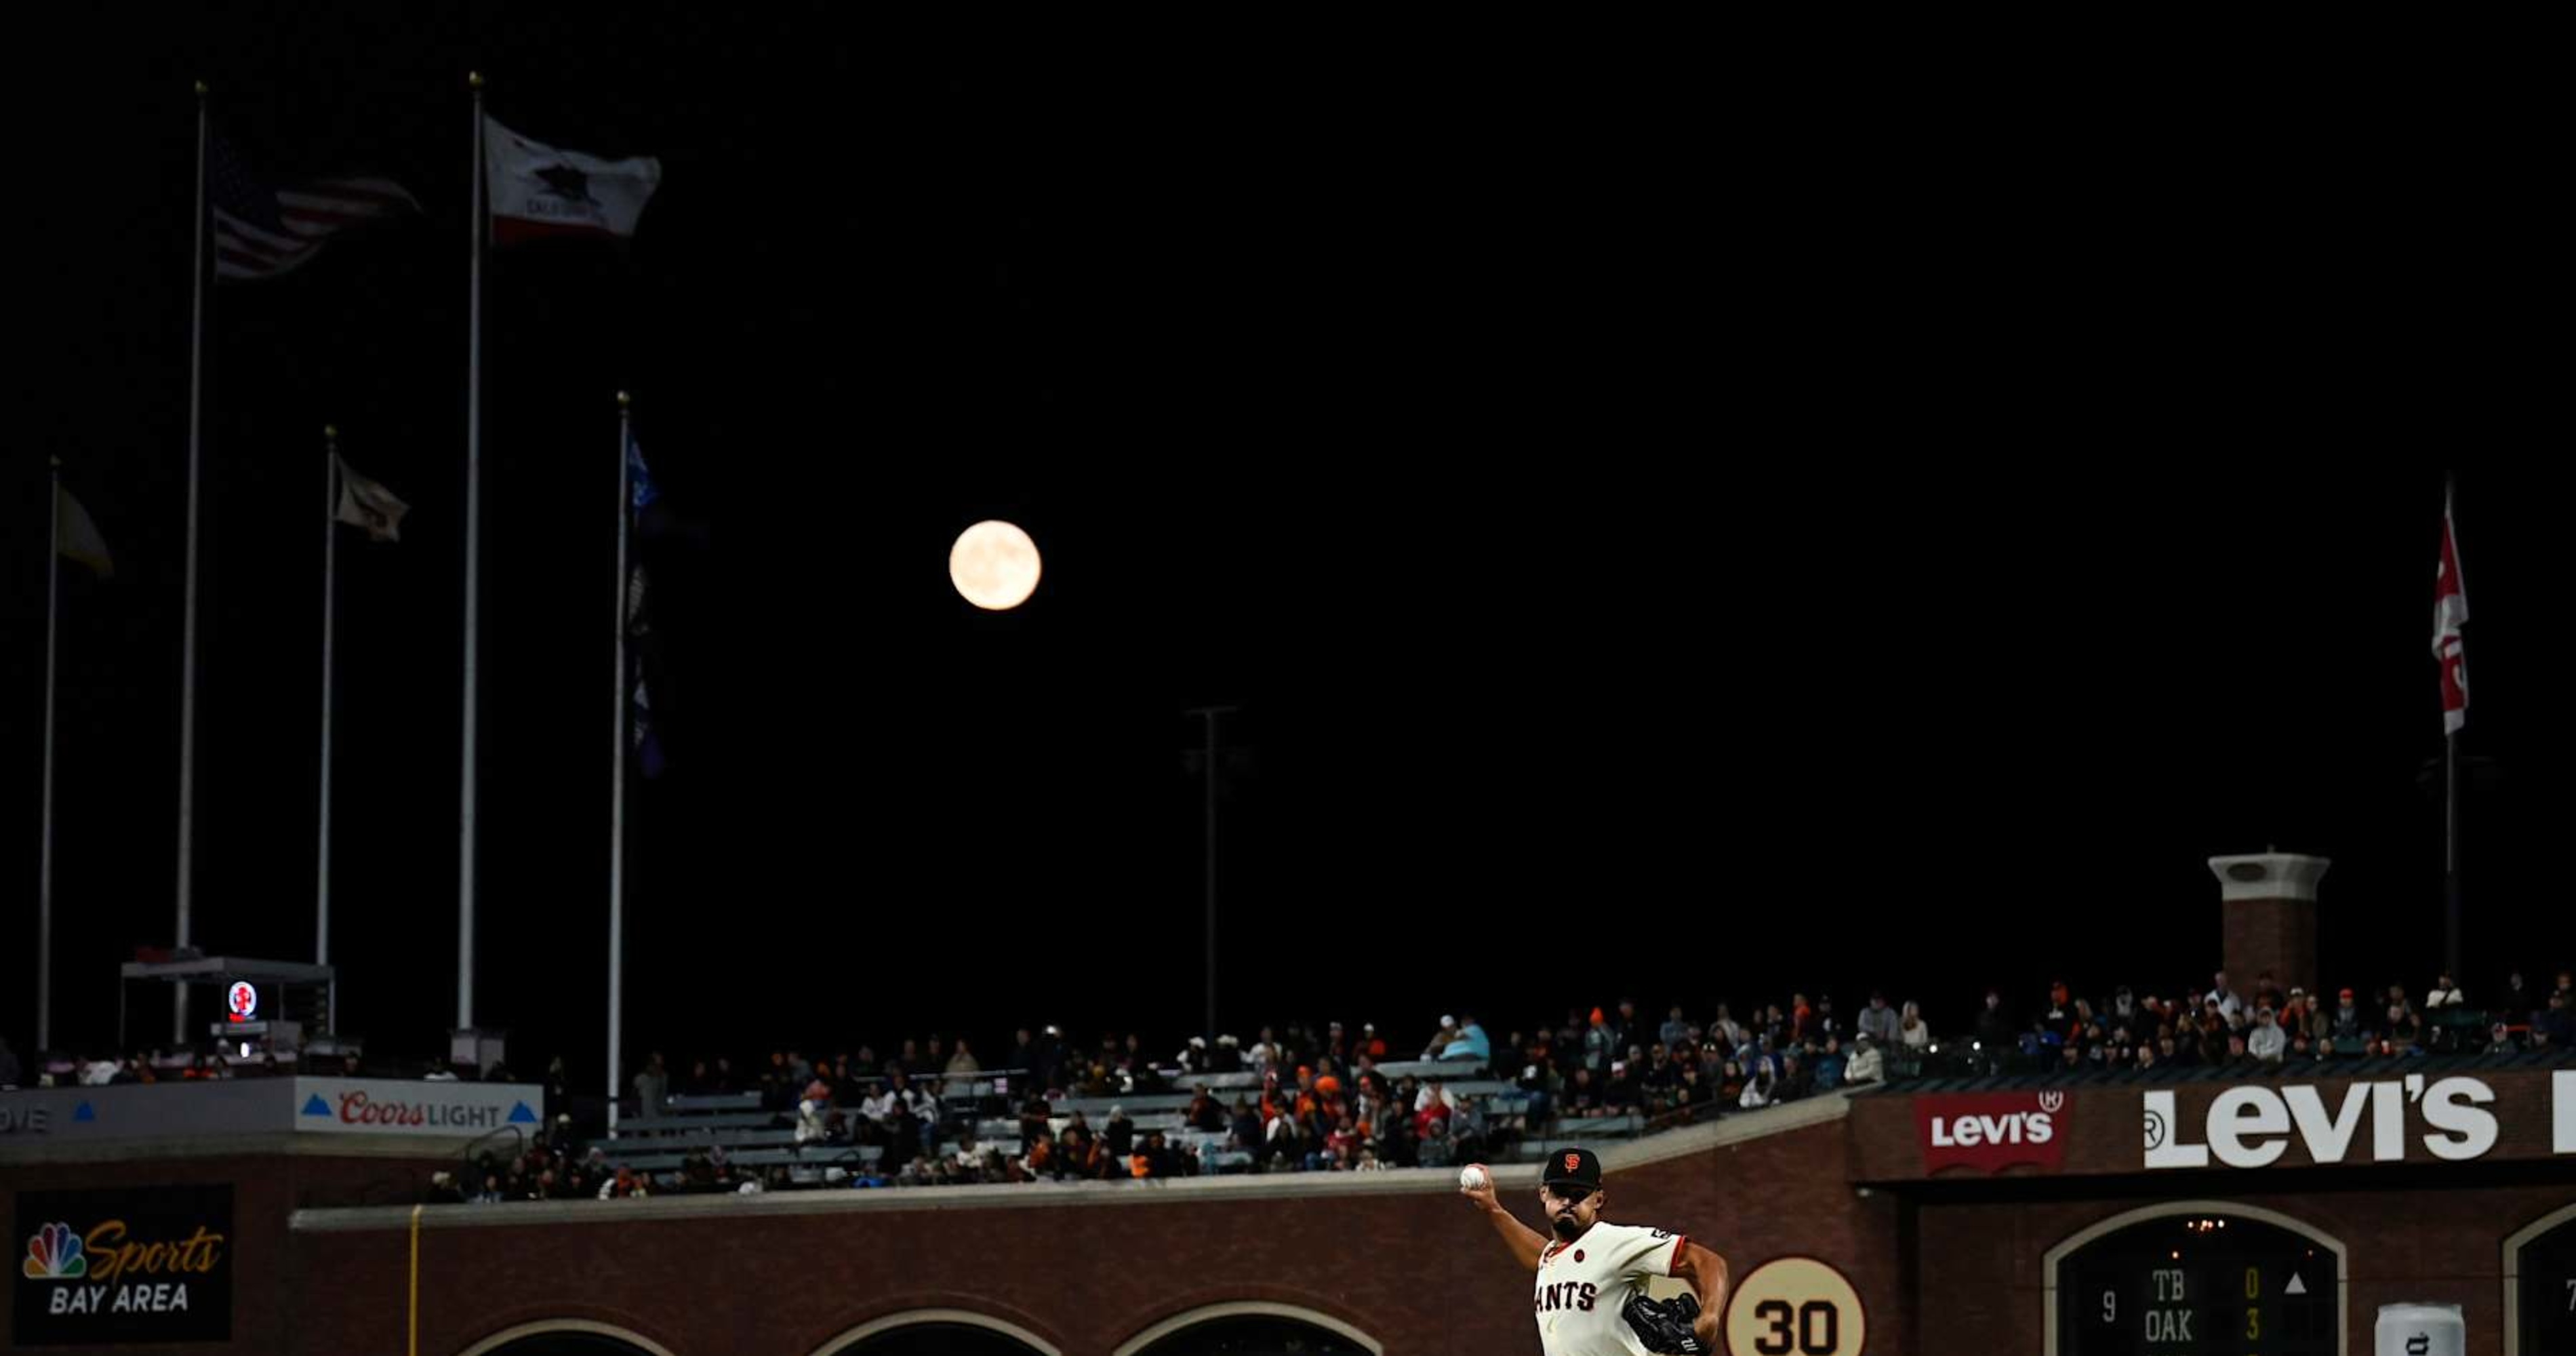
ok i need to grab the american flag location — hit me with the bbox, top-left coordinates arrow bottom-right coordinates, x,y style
210,134 -> 418,281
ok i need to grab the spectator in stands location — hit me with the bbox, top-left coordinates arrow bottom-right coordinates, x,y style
1661,1005 -> 1693,1052
1058,1113 -> 1101,1180
1359,1022 -> 1389,1060
2330,989 -> 2364,1042
1975,989 -> 2013,1054
1739,1064 -> 1775,1111
1225,1096 -> 1261,1154
2247,1007 -> 2286,1064
632,1052 -> 670,1115
2535,991 -> 2574,1048
1899,1002 -> 1930,1053
2385,999 -> 2423,1052
2497,972 -> 2536,1026
2041,981 -> 2072,1034
944,1039 -> 980,1083
1844,1034 -> 1883,1085
1558,1066 -> 1599,1119
1184,1085 -> 1223,1133
2207,971 -> 2242,1023
1178,1036 -> 1211,1076
599,1165 -> 649,1200
1079,1102 -> 1122,1163
1857,994 -> 1899,1049
1584,1008 -> 1616,1076
1441,1014 -> 1492,1066
2426,973 -> 2465,1009
1016,1088 -> 1052,1151
2057,1043 -> 2083,1073
2253,972 -> 2285,1012
1421,1016 -> 1460,1062
1417,1115 -> 1456,1169
795,1078 -> 833,1146
1813,1037 -> 1847,1091
2196,1006 -> 2231,1065
1211,1034 -> 1244,1074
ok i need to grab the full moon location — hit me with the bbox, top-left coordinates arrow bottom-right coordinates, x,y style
948,519 -> 1042,610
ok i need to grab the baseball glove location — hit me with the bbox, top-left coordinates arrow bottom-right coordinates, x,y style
1622,1290 -> 1709,1355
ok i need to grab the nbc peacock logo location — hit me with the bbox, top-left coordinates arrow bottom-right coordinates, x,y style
23,1222 -> 88,1280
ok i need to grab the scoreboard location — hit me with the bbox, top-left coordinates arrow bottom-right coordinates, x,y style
2056,1214 -> 2335,1356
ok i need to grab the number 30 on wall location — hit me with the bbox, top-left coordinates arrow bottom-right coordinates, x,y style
1723,1256 -> 1869,1355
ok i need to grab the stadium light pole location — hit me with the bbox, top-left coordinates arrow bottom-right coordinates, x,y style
1188,704 -> 1239,1046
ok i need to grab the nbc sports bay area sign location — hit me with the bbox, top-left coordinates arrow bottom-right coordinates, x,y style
12,1185 -> 232,1346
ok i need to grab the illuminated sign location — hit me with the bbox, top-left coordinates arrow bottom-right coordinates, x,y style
2143,1077 -> 2498,1170
1916,1091 -> 2071,1174
224,982 -> 257,1024
12,1185 -> 232,1345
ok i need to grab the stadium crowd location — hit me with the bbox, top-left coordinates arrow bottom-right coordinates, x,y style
7,963 -> 2567,1205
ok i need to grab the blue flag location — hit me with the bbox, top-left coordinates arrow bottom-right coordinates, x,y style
626,436 -> 667,779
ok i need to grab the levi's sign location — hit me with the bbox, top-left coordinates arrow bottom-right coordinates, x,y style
2142,1075 -> 2503,1170
1918,1091 -> 2071,1174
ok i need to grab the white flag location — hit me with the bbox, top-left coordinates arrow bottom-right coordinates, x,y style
335,455 -> 410,542
56,485 -> 114,578
484,116 -> 662,245
2432,488 -> 2468,734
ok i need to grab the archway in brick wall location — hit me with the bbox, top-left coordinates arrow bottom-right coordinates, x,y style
811,1308 -> 1061,1356
2504,1202 -> 2576,1356
456,1319 -> 675,1356
2044,1201 -> 2346,1356
1116,1301 -> 1382,1356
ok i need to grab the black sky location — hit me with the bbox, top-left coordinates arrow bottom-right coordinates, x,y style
6,13 -> 2565,1081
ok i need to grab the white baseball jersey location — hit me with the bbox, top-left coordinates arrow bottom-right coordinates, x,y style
1531,1220 -> 1689,1355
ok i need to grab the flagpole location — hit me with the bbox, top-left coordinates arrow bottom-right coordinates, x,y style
459,72 -> 485,1037
39,458 -> 64,1055
176,80 -> 211,1046
608,392 -> 632,1136
2442,475 -> 2461,981
319,427 -> 340,1033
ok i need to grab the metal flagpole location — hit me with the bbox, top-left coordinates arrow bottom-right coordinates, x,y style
176,81 -> 211,1044
319,427 -> 341,1033
458,73 -> 486,1035
2442,475 -> 2463,981
607,393 -> 633,1135
39,459 -> 64,1054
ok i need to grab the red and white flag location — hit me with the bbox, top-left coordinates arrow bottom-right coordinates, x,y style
483,117 -> 662,245
2432,488 -> 2468,734
210,133 -> 418,281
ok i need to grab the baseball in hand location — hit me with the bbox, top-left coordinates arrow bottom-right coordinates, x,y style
1458,1164 -> 1489,1191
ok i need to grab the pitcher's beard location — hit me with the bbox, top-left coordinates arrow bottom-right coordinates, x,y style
1550,1213 -> 1584,1239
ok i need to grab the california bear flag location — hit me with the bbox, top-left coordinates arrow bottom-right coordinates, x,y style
484,116 -> 661,245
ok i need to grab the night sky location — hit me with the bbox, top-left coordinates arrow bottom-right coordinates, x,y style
7,14 -> 2565,1084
